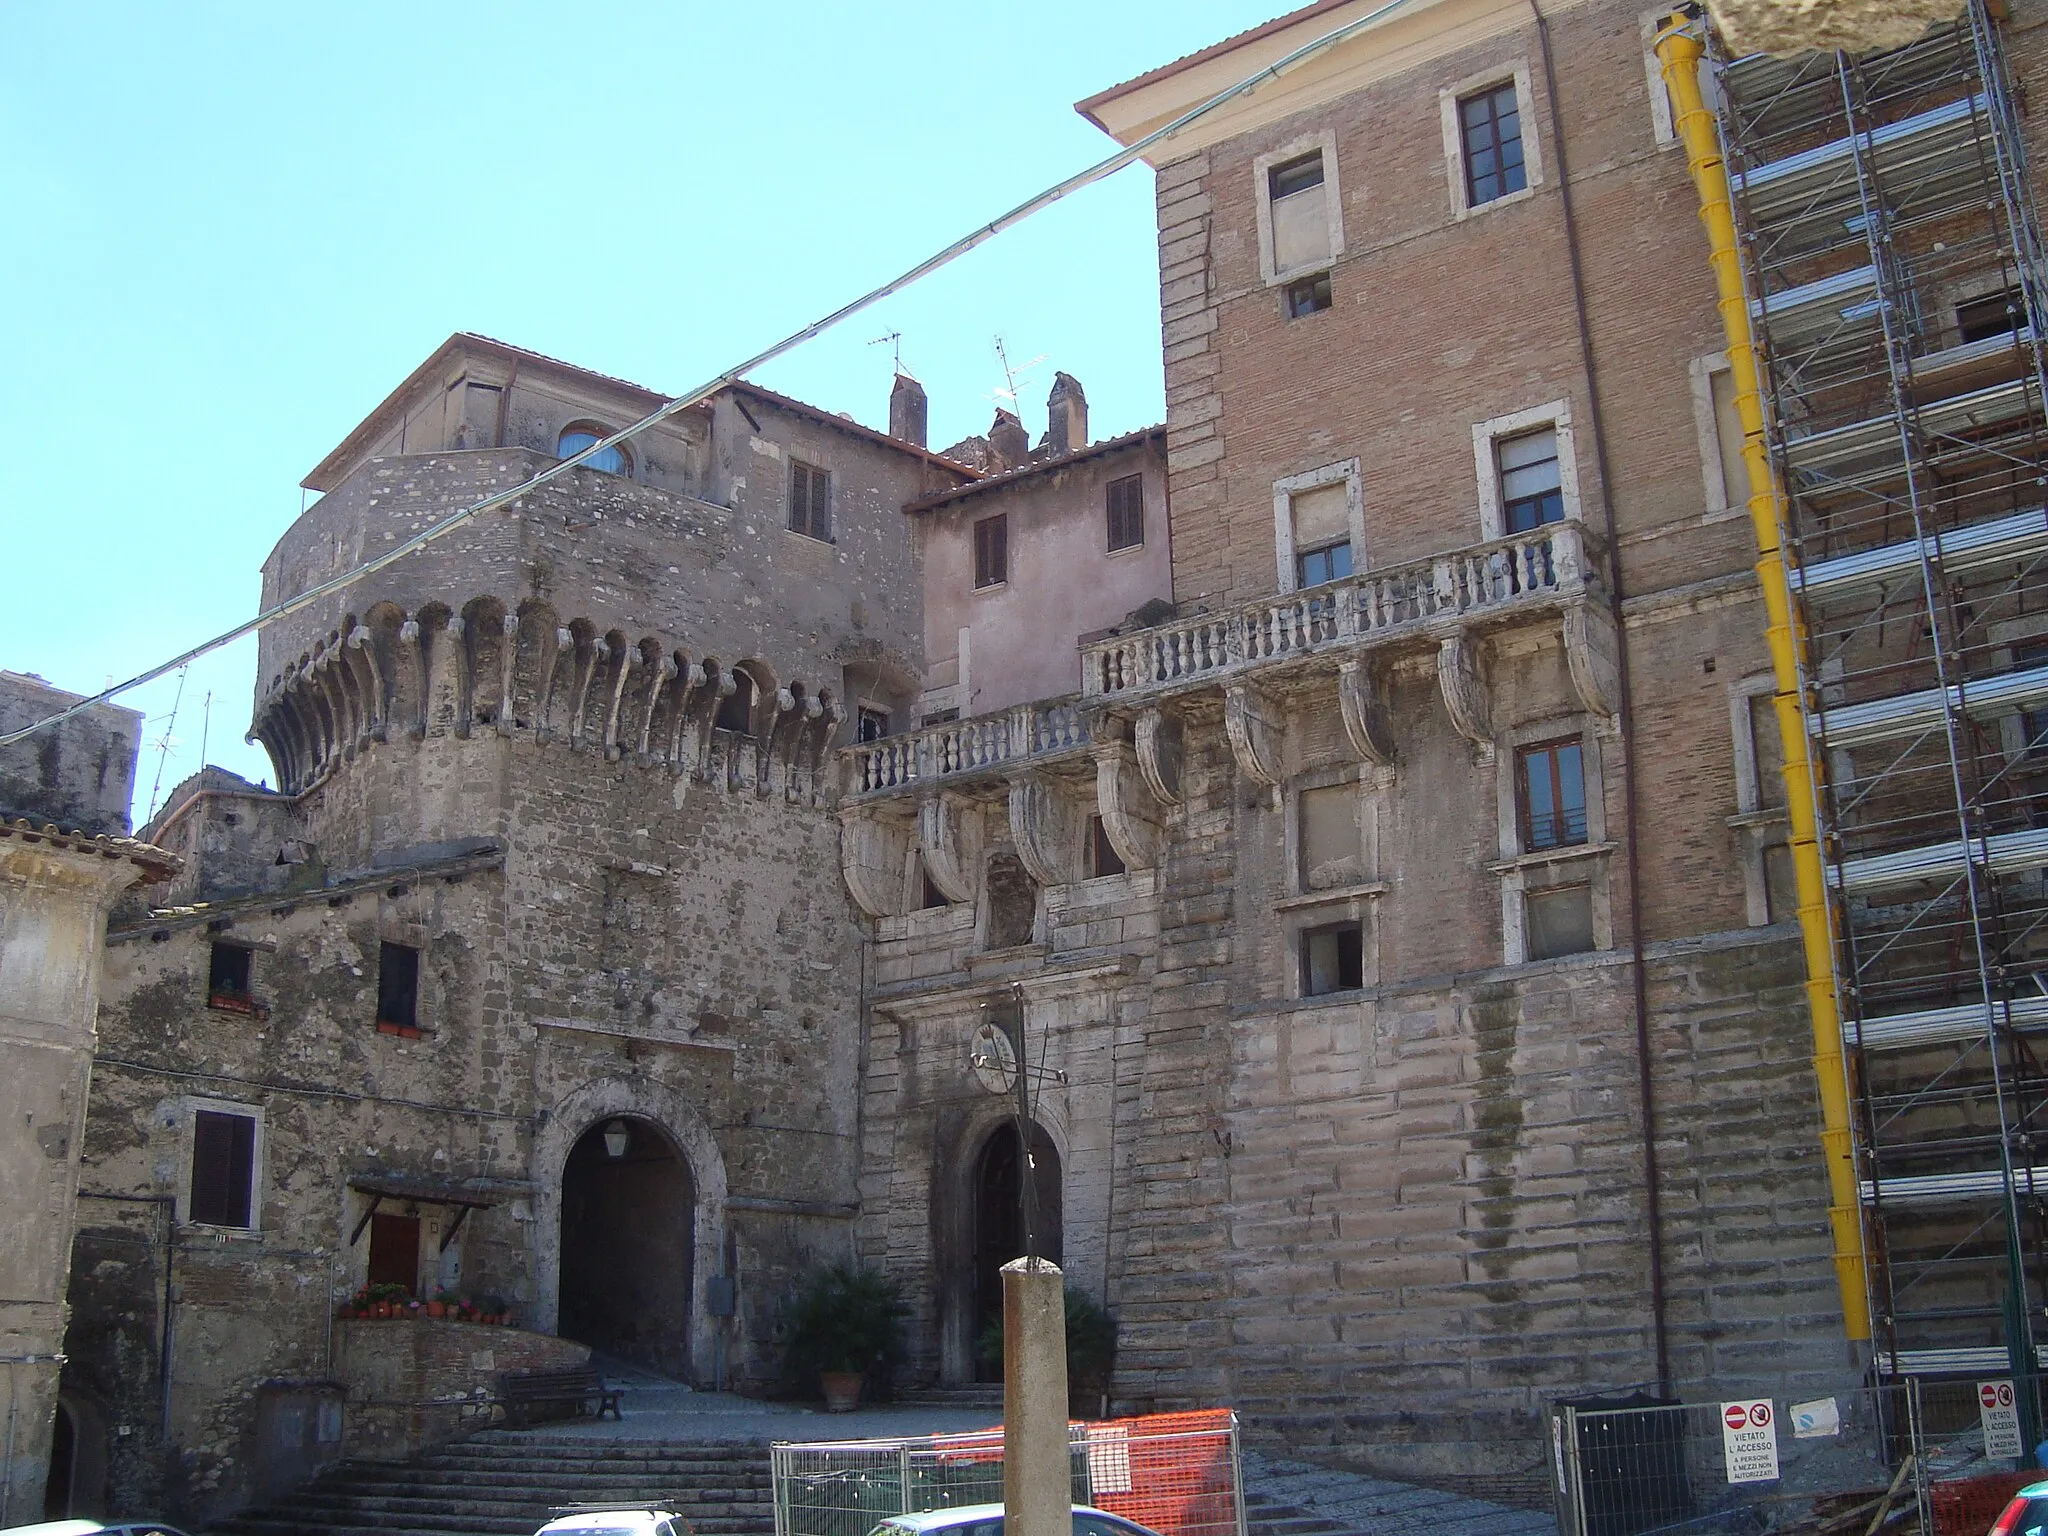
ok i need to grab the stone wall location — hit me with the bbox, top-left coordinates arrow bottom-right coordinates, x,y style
0,671 -> 143,835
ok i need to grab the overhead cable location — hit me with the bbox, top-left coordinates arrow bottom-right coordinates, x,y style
2,0 -> 1420,752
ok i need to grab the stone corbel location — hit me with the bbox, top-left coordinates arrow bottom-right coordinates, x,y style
601,645 -> 639,760
1134,706 -> 1184,807
1337,659 -> 1396,768
639,655 -> 679,760
1436,633 -> 1493,753
347,627 -> 388,743
1008,771 -> 1087,887
1563,604 -> 1622,720
840,806 -> 912,919
535,627 -> 573,742
568,636 -> 608,749
397,618 -> 427,739
917,791 -> 981,904
496,613 -> 520,737
667,661 -> 710,771
1223,683 -> 1282,787
802,698 -> 844,777
1094,738 -> 1162,870
755,687 -> 798,793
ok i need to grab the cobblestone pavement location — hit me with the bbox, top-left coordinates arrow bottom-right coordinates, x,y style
1238,1451 -> 1556,1536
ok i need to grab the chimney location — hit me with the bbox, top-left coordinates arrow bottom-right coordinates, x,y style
889,373 -> 928,448
988,409 -> 1030,471
1045,372 -> 1088,458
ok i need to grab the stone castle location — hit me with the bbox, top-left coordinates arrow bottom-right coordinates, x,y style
5,0 -> 2046,1525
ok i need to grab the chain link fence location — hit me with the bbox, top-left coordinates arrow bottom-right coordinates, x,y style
1551,1378 -> 2046,1536
770,1410 -> 1244,1536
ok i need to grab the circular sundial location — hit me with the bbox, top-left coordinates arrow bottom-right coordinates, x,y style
969,1021 -> 1018,1096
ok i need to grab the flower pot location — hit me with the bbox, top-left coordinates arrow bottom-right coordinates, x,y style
373,1302 -> 392,1319
820,1371 -> 865,1412
426,1301 -> 446,1319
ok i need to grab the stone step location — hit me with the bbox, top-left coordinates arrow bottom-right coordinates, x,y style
283,1490 -> 769,1519
343,1466 -> 771,1490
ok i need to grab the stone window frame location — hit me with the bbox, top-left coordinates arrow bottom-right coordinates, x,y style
1990,615 -> 2048,762
1272,457 -> 1365,594
176,1095 -> 266,1237
1490,713 -> 1613,966
1473,401 -> 1580,542
1687,354 -> 1753,525
1641,9 -> 1718,150
1728,673 -> 1794,927
1439,62 -> 1543,222
1273,765 -> 1386,999
1252,129 -> 1346,288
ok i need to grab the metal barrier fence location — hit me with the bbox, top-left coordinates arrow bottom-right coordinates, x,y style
770,1410 -> 1245,1536
1552,1379 -> 2047,1536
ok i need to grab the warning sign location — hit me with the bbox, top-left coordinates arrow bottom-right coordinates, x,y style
1721,1399 -> 1781,1484
1979,1380 -> 2024,1460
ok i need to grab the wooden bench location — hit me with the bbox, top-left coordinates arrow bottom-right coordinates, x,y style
496,1365 -> 623,1426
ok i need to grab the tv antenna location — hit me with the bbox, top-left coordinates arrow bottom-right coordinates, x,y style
988,335 -> 1047,424
868,330 -> 908,376
144,664 -> 189,822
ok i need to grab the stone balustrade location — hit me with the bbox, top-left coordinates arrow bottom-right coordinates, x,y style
1082,520 -> 1594,701
845,700 -> 1091,797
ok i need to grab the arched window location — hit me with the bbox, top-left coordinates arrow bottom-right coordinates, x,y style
557,426 -> 629,476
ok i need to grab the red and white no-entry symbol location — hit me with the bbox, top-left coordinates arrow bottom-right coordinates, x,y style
1725,1404 -> 1750,1430
1982,1382 -> 2015,1411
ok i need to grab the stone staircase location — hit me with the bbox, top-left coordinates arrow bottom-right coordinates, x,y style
205,1435 -> 775,1536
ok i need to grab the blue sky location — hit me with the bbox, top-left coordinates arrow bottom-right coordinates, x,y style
0,2 -> 1270,825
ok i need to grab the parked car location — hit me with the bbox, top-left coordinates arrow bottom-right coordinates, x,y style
1991,1484 -> 2048,1536
0,1521 -> 193,1536
535,1506 -> 694,1536
865,1505 -> 1164,1536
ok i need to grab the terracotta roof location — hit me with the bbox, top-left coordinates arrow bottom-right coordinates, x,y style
903,426 -> 1165,513
304,332 -> 982,490
0,818 -> 179,881
1075,0 -> 1355,131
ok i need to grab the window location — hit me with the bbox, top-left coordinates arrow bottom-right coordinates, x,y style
1300,923 -> 1364,996
1299,785 -> 1362,891
1525,886 -> 1595,961
1748,693 -> 1788,807
1296,542 -> 1353,588
974,514 -> 1008,589
1762,842 -> 1798,923
1288,479 -> 1352,588
188,1108 -> 257,1228
1459,82 -> 1527,206
1497,427 -> 1564,532
1267,151 -> 1331,274
1518,739 -> 1588,851
557,427 -> 627,476
376,942 -> 420,1031
208,941 -> 254,1009
1088,816 -> 1126,878
1106,475 -> 1145,552
2019,641 -> 2048,758
789,460 -> 832,541
1707,366 -> 1749,512
1284,272 -> 1332,318
919,865 -> 950,909
856,706 -> 891,743
1958,288 -> 2025,344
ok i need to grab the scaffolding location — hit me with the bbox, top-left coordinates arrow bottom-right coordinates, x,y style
1709,2 -> 2048,1382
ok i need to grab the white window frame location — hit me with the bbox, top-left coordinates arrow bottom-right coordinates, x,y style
1727,673 -> 1793,927
1253,130 -> 1346,287
177,1096 -> 265,1235
1491,715 -> 1613,966
1688,354 -> 1752,524
1473,401 -> 1580,541
1440,63 -> 1543,221
1273,458 -> 1365,593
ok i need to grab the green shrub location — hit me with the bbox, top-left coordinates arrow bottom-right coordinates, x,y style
782,1262 -> 909,1380
975,1286 -> 1118,1378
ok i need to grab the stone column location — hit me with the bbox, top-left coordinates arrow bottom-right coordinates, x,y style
0,827 -> 170,1521
1002,1257 -> 1069,1536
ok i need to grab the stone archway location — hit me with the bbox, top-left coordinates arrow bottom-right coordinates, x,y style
967,1119 -> 1063,1383
557,1115 -> 697,1378
531,1078 -> 728,1386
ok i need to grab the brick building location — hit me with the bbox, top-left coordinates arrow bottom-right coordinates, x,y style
29,0 -> 2048,1523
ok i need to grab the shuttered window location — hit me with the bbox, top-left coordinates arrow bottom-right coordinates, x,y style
974,514 -> 1008,589
1106,475 -> 1145,552
189,1109 -> 256,1228
789,461 -> 832,541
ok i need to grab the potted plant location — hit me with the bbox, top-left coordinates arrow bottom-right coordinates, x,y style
479,1292 -> 506,1325
975,1286 -> 1119,1419
782,1261 -> 907,1412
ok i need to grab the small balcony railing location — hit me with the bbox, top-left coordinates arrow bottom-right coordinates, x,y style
1081,520 -> 1595,701
846,699 -> 1090,797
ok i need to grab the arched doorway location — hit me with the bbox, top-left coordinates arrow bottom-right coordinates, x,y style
558,1115 -> 696,1379
43,1401 -> 75,1518
970,1120 -> 1062,1383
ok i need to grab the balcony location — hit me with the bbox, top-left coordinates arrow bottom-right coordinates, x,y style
1081,520 -> 1600,703
845,700 -> 1090,799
